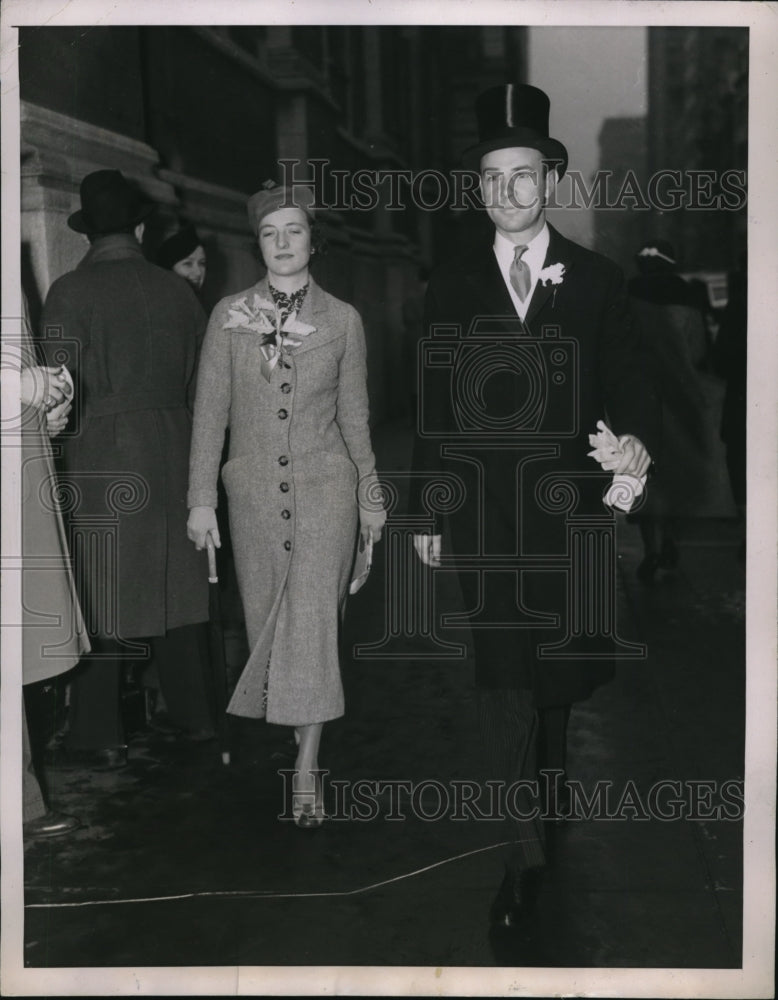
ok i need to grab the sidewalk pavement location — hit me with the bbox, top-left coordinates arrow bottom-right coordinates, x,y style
22,420 -> 745,969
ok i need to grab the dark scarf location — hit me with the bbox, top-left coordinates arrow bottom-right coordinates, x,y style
269,282 -> 309,329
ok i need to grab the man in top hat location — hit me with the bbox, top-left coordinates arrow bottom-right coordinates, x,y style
40,169 -> 215,768
411,85 -> 661,929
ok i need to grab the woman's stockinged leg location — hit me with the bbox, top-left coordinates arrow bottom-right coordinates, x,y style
292,721 -> 325,827
294,721 -> 322,767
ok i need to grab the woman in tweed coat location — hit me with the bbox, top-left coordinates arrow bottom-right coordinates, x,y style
187,183 -> 385,826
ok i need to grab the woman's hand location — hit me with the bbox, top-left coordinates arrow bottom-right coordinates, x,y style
187,506 -> 221,550
359,508 -> 385,544
20,365 -> 70,411
360,524 -> 379,546
413,534 -> 441,567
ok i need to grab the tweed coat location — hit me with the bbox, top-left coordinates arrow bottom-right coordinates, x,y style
411,223 -> 662,702
19,314 -> 91,683
188,276 -> 381,725
40,235 -> 209,639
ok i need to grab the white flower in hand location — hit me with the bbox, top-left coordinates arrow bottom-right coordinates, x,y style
587,419 -> 622,469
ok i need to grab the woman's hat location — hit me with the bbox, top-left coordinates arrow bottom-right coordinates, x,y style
462,84 -> 568,178
67,169 -> 152,235
636,239 -> 677,267
156,224 -> 203,270
247,180 -> 316,236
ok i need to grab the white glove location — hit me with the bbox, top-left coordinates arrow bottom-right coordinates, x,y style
588,420 -> 649,512
187,506 -> 221,550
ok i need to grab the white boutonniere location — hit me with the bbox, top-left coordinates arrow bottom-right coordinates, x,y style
224,293 -> 316,380
538,262 -> 566,287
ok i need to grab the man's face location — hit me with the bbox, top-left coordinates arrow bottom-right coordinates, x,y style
479,147 -> 556,242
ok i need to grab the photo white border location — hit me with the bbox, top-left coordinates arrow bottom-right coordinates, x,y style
2,1 -> 775,996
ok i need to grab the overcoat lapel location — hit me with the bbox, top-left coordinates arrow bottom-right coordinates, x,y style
463,246 -> 528,336
525,224 -> 574,328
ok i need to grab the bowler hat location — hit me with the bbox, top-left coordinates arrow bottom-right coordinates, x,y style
68,169 -> 152,235
462,84 -> 568,178
247,180 -> 316,237
156,224 -> 203,270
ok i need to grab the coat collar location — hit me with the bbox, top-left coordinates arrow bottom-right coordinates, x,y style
463,238 -> 528,335
79,234 -> 145,267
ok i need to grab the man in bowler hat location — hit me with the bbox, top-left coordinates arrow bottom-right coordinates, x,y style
411,85 -> 660,929
40,169 -> 215,768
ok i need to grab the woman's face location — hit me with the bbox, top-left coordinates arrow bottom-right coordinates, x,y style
173,245 -> 207,289
258,207 -> 311,280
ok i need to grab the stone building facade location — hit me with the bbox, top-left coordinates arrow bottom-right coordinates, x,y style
19,25 -> 527,422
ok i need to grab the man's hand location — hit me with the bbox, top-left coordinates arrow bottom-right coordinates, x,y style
20,365 -> 70,411
46,399 -> 72,437
614,435 -> 651,478
187,506 -> 221,550
413,533 -> 441,567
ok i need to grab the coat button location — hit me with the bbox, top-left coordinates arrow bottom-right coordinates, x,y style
280,482 -> 290,493
279,455 -> 289,466
278,408 -> 288,419
281,509 -> 291,519
281,383 -> 291,394
284,540 -> 291,551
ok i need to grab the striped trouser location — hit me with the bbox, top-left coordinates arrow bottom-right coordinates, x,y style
477,687 -> 546,873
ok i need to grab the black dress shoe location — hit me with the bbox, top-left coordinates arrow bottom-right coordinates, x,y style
146,712 -> 182,736
489,865 -> 543,927
45,745 -> 128,771
23,811 -> 81,839
182,727 -> 216,744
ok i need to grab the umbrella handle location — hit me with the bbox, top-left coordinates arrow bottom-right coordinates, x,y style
206,533 -> 218,583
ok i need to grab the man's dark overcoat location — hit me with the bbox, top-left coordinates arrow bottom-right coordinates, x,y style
40,235 -> 209,639
411,223 -> 661,703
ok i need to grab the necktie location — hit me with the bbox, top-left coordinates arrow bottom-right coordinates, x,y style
509,244 -> 532,301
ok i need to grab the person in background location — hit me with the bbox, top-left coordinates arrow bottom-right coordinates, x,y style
627,240 -> 727,583
40,170 -> 215,770
712,252 -> 747,558
187,181 -> 385,828
6,295 -> 90,836
156,224 -> 207,295
147,223 -> 210,721
402,266 -> 430,425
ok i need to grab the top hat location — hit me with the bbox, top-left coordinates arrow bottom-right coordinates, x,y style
68,169 -> 152,235
156,224 -> 203,270
462,84 -> 568,178
247,180 -> 316,237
